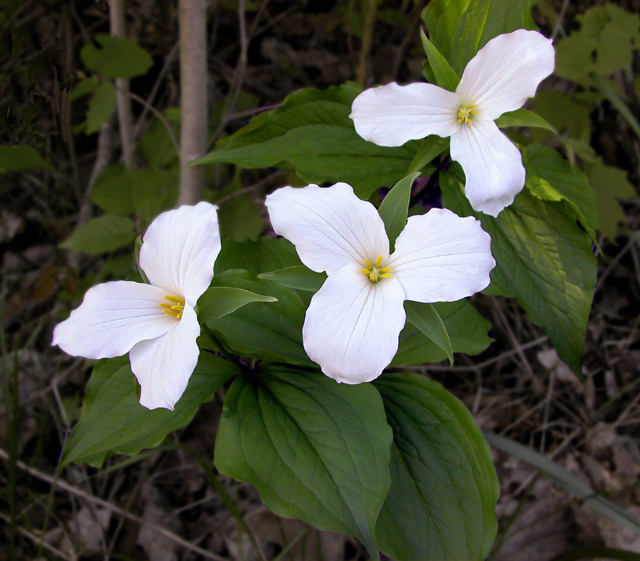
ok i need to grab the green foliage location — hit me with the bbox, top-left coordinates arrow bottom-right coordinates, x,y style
420,30 -> 460,91
257,266 -> 326,292
62,353 -> 239,467
495,108 -> 557,134
422,0 -> 536,75
378,172 -> 420,251
442,163 -> 597,375
0,145 -> 50,173
555,4 -> 640,82
85,81 -> 115,134
214,173 -> 263,242
393,299 -> 492,366
215,364 -> 393,558
374,373 -> 499,561
81,34 -> 154,79
91,166 -> 174,216
197,286 -> 277,321
59,214 -> 136,255
588,161 -> 636,241
405,301 -> 454,365
193,84 -> 418,199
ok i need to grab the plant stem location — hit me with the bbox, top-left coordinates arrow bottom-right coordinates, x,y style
356,0 -> 378,87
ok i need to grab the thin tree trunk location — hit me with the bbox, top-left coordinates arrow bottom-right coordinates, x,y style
177,0 -> 208,206
109,0 -> 135,170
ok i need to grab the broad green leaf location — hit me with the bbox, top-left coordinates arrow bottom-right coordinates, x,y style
588,161 -> 636,242
192,84 -> 418,199
405,301 -> 453,365
442,166 -> 597,374
393,299 -> 492,366
215,236 -> 302,276
81,35 -> 153,78
495,108 -> 557,134
0,145 -> 50,173
423,0 -> 536,74
215,175 -> 263,242
140,109 -> 180,170
524,144 -> 597,241
406,135 -> 449,174
529,91 -> 595,144
198,286 -> 277,321
62,353 -> 238,467
420,30 -> 460,91
258,265 -> 326,292
60,214 -> 135,254
374,373 -> 499,561
91,166 -> 169,215
555,34 -> 599,82
68,76 -> 100,102
215,364 -> 393,558
484,430 -> 640,536
85,80 -> 115,134
205,270 -> 312,366
378,172 -> 420,251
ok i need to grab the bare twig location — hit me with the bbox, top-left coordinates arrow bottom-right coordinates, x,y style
0,449 -> 229,561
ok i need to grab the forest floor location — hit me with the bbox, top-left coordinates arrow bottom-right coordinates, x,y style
2,0 -> 640,560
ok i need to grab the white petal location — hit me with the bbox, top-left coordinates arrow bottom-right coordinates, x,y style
456,29 -> 555,120
265,183 -> 389,275
52,281 -> 177,359
130,304 -> 200,410
140,201 -> 221,306
302,263 -> 406,384
388,209 -> 494,302
450,119 -> 525,216
350,82 -> 460,146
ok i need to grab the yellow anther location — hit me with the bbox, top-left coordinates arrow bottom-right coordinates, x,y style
361,255 -> 393,283
457,104 -> 478,124
160,295 -> 185,319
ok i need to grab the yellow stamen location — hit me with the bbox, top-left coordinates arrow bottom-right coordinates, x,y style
457,104 -> 478,124
160,294 -> 185,319
361,255 -> 392,283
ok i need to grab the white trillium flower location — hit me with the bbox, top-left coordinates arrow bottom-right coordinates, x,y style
265,183 -> 495,384
350,29 -> 555,217
52,202 -> 221,410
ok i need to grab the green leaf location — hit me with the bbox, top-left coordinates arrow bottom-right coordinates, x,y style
442,166 -> 597,374
588,161 -> 636,241
59,214 -> 136,254
495,108 -> 557,134
62,353 -> 238,467
91,166 -> 170,215
198,286 -> 277,321
215,174 -> 264,242
420,29 -> 460,91
378,172 -> 420,251
0,145 -> 51,173
405,301 -> 453,365
205,270 -> 312,366
215,364 -> 393,558
484,430 -> 640,537
257,265 -> 326,292
81,34 -> 153,78
423,0 -> 536,74
192,84 -> 418,199
524,144 -> 597,241
85,80 -> 115,134
215,237 -> 303,276
374,373 -> 499,561
140,109 -> 180,170
393,299 -> 492,366
406,135 -> 449,174
68,76 -> 100,102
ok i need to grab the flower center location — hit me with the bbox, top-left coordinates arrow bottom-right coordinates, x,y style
361,256 -> 393,284
457,104 -> 478,124
160,295 -> 185,319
